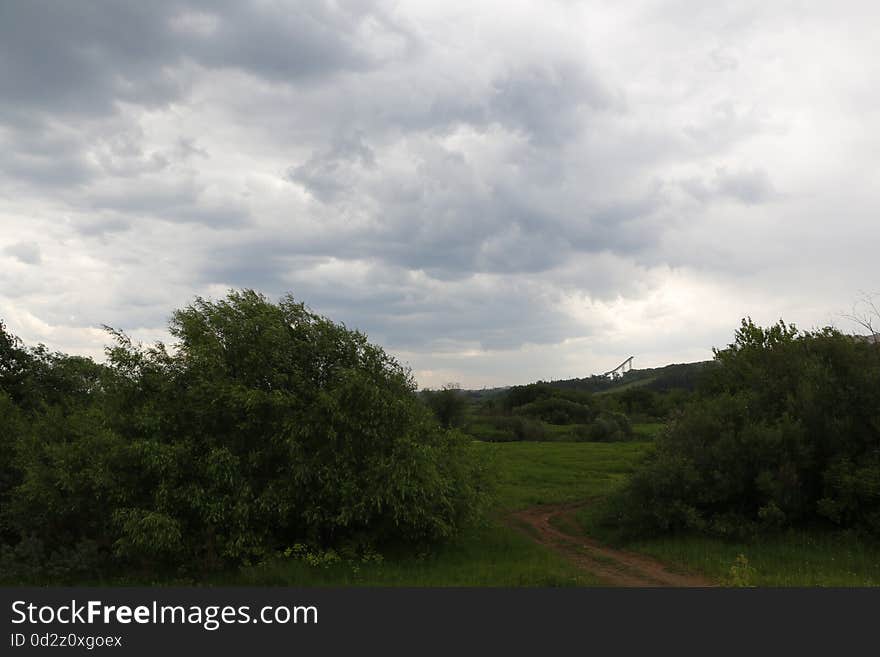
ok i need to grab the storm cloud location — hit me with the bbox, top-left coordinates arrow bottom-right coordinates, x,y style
2,1 -> 878,387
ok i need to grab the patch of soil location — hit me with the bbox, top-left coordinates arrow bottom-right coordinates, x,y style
509,502 -> 715,587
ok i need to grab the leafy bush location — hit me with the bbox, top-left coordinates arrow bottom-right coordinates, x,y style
421,384 -> 467,428
608,319 -> 880,539
477,416 -> 548,442
513,397 -> 596,425
507,416 -> 548,441
583,412 -> 633,442
0,291 -> 494,582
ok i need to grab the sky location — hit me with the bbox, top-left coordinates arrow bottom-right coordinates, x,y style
1,1 -> 878,389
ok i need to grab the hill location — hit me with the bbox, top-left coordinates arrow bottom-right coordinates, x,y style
531,361 -> 713,395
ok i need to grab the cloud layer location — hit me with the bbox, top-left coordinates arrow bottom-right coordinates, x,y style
2,1 -> 878,387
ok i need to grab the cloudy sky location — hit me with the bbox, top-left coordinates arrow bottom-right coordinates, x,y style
1,1 -> 878,388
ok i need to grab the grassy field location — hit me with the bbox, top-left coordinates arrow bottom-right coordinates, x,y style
226,522 -> 596,587
626,532 -> 880,586
573,492 -> 880,586
226,439 -> 880,586
225,441 -> 650,586
487,441 -> 650,509
631,422 -> 665,439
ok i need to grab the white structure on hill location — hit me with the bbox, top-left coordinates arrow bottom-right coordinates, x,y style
603,356 -> 634,380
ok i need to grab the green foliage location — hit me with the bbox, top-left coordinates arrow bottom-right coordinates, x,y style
505,416 -> 548,441
421,384 -> 467,428
0,291 -> 493,583
514,397 -> 596,425
609,318 -> 880,539
584,412 -> 634,442
468,416 -> 548,442
726,553 -> 756,587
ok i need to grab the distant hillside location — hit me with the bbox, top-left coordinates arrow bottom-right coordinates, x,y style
540,361 -> 714,395
459,360 -> 714,398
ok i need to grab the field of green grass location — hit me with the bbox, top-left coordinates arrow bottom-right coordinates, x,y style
226,522 -> 596,587
626,532 -> 880,586
487,441 -> 650,509
225,441 -> 650,586
631,422 -> 665,439
226,439 -> 880,587
573,496 -> 880,587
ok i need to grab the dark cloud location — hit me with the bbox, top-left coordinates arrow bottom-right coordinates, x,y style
3,242 -> 41,265
490,60 -> 614,146
0,0 -> 404,118
1,1 -> 878,386
81,178 -> 251,228
681,167 -> 776,205
287,133 -> 377,202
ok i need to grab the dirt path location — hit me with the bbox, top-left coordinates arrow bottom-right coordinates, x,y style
509,502 -> 715,587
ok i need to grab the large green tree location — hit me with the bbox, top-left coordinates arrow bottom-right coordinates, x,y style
0,291 -> 492,582
610,318 -> 880,538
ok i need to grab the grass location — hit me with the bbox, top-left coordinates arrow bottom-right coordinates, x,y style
626,532 -> 880,586
226,521 -> 598,587
570,488 -> 880,587
631,422 -> 665,439
485,441 -> 651,509
223,441 -> 651,587
226,439 -> 880,587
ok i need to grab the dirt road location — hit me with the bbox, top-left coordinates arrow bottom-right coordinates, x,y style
509,502 -> 715,587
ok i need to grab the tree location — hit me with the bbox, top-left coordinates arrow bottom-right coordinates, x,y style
0,320 -> 31,406
608,318 -> 880,538
0,291 -> 494,582
422,383 -> 467,428
844,292 -> 880,344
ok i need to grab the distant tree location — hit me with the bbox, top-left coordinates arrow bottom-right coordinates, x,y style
422,383 -> 467,429
0,321 -> 30,406
844,292 -> 880,343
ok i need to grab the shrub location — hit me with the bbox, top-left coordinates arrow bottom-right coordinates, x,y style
421,384 -> 467,428
609,319 -> 880,539
513,397 -> 596,425
509,417 -> 548,441
584,412 -> 634,442
0,291 -> 494,582
481,416 -> 548,442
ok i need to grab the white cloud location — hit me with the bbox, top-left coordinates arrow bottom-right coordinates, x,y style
1,0 -> 878,387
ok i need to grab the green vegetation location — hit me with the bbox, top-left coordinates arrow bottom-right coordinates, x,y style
632,422 -> 665,439
454,366 -> 696,445
549,361 -> 710,395
460,381 -> 654,444
420,384 -> 467,429
571,500 -> 880,586
4,302 -> 879,587
606,319 -> 880,540
232,438 -> 880,587
224,441 -> 650,586
225,523 -> 597,587
627,532 -> 880,586
0,292 -> 491,584
488,441 -> 651,510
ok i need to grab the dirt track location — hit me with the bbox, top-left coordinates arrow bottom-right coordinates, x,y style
509,502 -> 715,587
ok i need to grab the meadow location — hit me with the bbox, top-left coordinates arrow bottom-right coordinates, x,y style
231,439 -> 880,587
224,441 -> 650,586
